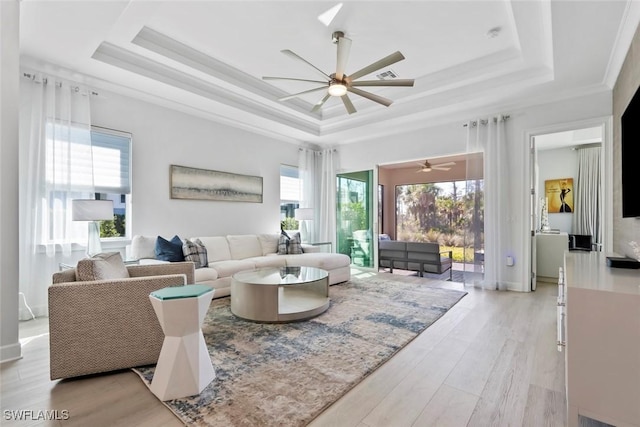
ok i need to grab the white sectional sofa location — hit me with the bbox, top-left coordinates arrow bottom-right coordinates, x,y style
131,234 -> 351,298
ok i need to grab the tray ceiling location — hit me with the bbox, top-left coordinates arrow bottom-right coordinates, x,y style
19,1 -> 639,145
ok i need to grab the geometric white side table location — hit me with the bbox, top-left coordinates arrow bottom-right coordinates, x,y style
148,284 -> 215,401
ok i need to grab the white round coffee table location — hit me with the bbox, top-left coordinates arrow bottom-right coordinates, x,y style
231,266 -> 329,322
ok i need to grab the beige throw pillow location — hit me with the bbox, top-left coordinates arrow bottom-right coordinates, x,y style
76,252 -> 130,281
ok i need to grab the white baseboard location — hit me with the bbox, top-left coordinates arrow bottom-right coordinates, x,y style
0,342 -> 22,363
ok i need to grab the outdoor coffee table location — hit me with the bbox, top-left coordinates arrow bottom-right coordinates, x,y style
231,266 -> 329,322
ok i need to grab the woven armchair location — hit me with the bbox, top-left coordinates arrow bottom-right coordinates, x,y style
49,262 -> 196,380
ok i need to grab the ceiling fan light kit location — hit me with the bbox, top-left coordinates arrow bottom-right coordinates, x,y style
328,82 -> 347,96
263,30 -> 414,115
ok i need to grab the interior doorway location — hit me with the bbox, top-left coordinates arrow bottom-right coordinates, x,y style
530,125 -> 605,290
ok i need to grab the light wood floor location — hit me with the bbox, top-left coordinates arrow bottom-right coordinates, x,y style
0,271 -> 566,426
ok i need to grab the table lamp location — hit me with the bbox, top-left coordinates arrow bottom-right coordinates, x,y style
294,208 -> 314,243
72,199 -> 114,257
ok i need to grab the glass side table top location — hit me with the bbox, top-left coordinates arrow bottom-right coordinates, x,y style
232,266 -> 328,286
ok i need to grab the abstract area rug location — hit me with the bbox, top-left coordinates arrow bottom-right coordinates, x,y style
133,276 -> 467,426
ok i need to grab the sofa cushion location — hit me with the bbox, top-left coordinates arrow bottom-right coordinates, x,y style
194,267 -> 219,283
182,238 -> 208,269
277,231 -> 289,255
155,235 -> 184,262
227,235 -> 262,259
283,253 -> 350,270
196,236 -> 231,262
130,235 -> 157,260
208,260 -> 256,278
257,233 -> 279,255
245,256 -> 287,269
287,232 -> 303,255
76,252 -> 130,281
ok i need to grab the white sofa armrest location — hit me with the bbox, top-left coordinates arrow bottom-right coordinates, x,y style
302,244 -> 321,254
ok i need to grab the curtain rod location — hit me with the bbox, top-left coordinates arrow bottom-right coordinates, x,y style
571,142 -> 601,150
462,114 -> 510,127
22,73 -> 99,96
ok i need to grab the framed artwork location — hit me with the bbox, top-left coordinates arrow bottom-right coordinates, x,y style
170,165 -> 263,203
545,178 -> 573,213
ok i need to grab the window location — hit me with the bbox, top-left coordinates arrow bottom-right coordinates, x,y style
42,126 -> 132,242
90,128 -> 131,238
280,165 -> 300,229
395,180 -> 484,263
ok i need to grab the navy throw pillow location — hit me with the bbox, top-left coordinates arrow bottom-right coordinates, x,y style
155,235 -> 185,262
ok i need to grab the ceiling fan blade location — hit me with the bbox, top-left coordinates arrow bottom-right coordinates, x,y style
351,79 -> 414,87
279,86 -> 327,101
347,87 -> 393,107
433,162 -> 456,167
311,94 -> 331,112
281,49 -> 331,80
432,167 -> 451,171
335,36 -> 352,81
341,94 -> 356,114
263,77 -> 328,84
349,51 -> 406,81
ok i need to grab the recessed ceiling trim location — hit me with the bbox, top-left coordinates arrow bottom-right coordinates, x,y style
131,26 -> 319,117
320,47 -> 523,119
92,42 -> 321,137
320,65 -> 554,135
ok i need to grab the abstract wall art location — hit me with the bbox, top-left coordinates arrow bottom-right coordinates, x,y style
170,165 -> 263,203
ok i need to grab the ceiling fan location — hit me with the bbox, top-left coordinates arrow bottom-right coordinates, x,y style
416,160 -> 456,172
262,31 -> 414,115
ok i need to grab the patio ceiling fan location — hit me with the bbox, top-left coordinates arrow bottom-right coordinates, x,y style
262,31 -> 414,115
416,160 -> 456,172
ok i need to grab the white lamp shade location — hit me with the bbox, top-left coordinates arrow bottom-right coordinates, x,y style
294,208 -> 314,221
72,199 -> 114,221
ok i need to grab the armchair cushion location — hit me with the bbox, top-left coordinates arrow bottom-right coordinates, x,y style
76,252 -> 129,281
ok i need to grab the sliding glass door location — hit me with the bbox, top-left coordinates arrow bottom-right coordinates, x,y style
336,170 -> 374,268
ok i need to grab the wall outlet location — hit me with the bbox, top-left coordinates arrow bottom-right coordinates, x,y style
506,256 -> 514,266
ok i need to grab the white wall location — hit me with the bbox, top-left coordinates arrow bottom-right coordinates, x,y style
19,88 -> 301,319
537,147 -> 578,233
340,90 -> 612,291
1,0 -> 21,362
91,92 -> 300,238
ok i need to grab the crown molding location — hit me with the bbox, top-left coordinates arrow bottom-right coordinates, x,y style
131,27 -> 319,118
604,0 -> 640,88
91,42 -> 322,137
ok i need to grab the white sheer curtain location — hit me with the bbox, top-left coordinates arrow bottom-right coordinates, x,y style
573,146 -> 601,246
318,149 -> 339,244
299,148 -> 319,243
298,147 -> 339,245
465,116 -> 509,290
19,73 -> 94,318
